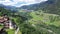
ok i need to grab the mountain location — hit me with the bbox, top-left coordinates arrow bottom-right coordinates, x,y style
0,0 -> 56,12
0,0 -> 60,15
20,0 -> 55,10
20,0 -> 60,15
0,4 -> 18,12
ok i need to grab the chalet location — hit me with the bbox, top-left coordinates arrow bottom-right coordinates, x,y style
0,16 -> 14,29
0,16 -> 4,24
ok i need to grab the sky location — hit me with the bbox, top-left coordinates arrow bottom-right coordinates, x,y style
0,0 -> 48,7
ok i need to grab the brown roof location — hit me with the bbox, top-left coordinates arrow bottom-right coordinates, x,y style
0,16 -> 9,23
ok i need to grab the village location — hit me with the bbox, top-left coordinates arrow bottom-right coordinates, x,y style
0,14 -> 19,34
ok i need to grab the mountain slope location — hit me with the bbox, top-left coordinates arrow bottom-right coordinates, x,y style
20,0 -> 55,10
17,9 -> 60,34
0,4 -> 18,12
20,0 -> 60,15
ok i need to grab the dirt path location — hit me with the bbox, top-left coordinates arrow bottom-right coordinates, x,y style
15,27 -> 19,34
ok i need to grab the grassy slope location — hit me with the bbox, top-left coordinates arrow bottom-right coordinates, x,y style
6,29 -> 15,34
18,10 -> 60,34
0,7 -> 60,34
28,11 -> 60,26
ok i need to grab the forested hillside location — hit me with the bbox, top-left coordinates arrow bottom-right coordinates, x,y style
20,0 -> 60,15
17,9 -> 60,34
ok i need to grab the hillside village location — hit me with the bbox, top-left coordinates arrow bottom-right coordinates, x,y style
0,14 -> 18,34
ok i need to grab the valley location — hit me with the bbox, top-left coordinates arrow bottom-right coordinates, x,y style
0,0 -> 60,34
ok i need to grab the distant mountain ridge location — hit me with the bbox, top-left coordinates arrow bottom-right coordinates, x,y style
0,4 -> 18,12
20,0 -> 60,15
0,0 -> 60,15
0,0 -> 55,11
20,0 -> 55,10
0,0 -> 53,11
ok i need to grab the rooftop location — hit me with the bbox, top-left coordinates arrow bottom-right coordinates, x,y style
0,16 -> 9,23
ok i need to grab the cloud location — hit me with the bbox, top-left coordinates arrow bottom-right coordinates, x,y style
0,0 -> 48,7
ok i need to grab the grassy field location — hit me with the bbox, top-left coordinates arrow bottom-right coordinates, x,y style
28,11 -> 60,27
6,29 -> 15,34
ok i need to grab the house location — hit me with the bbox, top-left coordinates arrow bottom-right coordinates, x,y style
0,16 -> 4,24
0,16 -> 14,29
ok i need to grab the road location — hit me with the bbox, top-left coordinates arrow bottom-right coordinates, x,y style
15,27 -> 19,34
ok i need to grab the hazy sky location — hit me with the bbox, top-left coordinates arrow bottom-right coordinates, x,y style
0,0 -> 48,7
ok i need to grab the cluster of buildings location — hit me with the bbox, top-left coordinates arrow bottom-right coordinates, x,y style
0,15 -> 17,29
